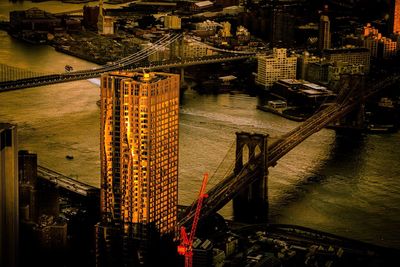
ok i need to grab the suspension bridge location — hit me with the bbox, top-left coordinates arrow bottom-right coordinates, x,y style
178,73 -> 400,227
0,34 -> 257,92
0,64 -> 55,82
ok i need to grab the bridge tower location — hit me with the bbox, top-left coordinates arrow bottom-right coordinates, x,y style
233,132 -> 269,223
335,74 -> 367,131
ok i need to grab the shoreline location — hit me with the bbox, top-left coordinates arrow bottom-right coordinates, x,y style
53,44 -> 106,65
256,104 -> 308,122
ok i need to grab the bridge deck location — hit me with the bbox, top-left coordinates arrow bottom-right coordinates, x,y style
179,74 -> 400,227
37,165 -> 99,197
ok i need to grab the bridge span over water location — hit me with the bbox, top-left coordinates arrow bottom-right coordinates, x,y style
0,34 -> 256,92
37,165 -> 99,197
179,73 -> 400,227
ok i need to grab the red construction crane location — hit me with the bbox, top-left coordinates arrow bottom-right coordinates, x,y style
178,173 -> 209,267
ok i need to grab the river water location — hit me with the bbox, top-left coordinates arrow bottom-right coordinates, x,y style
1,1 -> 399,250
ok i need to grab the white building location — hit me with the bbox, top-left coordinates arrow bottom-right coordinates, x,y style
256,48 -> 297,88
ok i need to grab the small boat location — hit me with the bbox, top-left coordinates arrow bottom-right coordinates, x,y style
66,155 -> 74,160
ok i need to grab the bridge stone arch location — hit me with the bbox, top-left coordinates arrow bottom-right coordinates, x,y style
241,144 -> 250,165
233,132 -> 269,223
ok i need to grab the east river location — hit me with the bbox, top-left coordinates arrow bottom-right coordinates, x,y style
1,1 -> 400,250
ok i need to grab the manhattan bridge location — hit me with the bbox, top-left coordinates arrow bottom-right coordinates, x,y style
0,33 -> 255,92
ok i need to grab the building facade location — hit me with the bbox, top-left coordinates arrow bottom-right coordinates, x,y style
97,71 -> 179,266
362,23 -> 398,58
98,0 -> 114,35
219,21 -> 232,38
180,37 -> 215,58
318,15 -> 331,51
323,48 -> 370,73
164,15 -> 181,30
0,123 -> 18,267
328,61 -> 365,90
296,51 -> 320,80
391,0 -> 400,34
256,48 -> 297,88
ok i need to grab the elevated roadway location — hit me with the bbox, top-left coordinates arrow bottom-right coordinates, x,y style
37,165 -> 99,197
0,34 -> 256,92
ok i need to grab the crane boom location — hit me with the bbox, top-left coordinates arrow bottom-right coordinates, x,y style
189,173 -> 208,242
177,173 -> 209,267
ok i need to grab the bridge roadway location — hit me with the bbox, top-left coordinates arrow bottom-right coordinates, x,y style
0,33 -> 256,92
0,54 -> 252,92
37,165 -> 99,197
179,74 -> 400,227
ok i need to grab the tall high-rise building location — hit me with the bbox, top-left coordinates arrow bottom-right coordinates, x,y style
0,123 -> 18,267
319,15 -> 331,51
391,0 -> 400,34
97,0 -> 114,35
96,71 -> 180,266
269,5 -> 295,46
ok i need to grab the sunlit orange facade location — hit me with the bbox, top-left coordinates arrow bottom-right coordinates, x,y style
100,71 -> 179,236
0,123 -> 18,267
392,0 -> 400,33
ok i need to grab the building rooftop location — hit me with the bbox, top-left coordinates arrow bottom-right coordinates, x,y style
323,47 -> 370,54
107,71 -> 177,83
219,75 -> 237,81
194,1 -> 214,8
279,79 -> 303,85
303,82 -> 327,91
301,89 -> 326,95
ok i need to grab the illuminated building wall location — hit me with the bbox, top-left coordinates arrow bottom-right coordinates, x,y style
256,48 -> 297,88
362,23 -> 397,58
164,15 -> 181,30
0,123 -> 18,267
98,71 -> 179,265
391,0 -> 400,34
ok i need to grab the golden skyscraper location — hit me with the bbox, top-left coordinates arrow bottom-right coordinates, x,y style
318,15 -> 331,51
97,71 -> 179,266
0,123 -> 18,267
392,0 -> 400,33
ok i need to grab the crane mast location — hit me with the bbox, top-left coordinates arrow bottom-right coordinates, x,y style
177,173 -> 209,267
